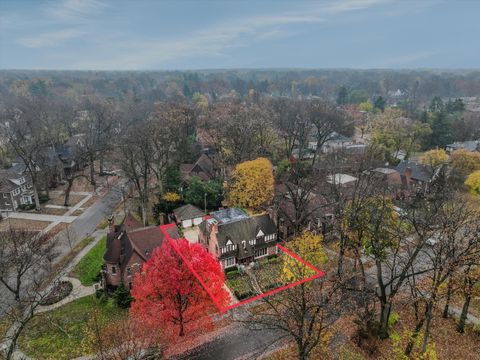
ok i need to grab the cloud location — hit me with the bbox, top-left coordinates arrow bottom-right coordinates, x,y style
47,0 -> 106,22
18,28 -> 85,48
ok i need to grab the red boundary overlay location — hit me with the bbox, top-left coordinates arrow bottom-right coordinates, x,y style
160,224 -> 325,313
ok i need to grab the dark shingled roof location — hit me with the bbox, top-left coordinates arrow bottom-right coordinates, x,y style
394,160 -> 432,183
207,213 -> 277,260
173,204 -> 204,221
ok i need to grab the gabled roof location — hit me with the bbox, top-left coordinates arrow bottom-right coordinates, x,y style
180,154 -> 215,182
394,160 -> 432,183
173,204 -> 204,221
199,213 -> 277,260
104,220 -> 180,270
0,169 -> 27,192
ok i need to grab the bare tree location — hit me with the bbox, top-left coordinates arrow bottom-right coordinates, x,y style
0,228 -> 58,359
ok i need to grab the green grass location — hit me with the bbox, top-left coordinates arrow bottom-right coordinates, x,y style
19,295 -> 127,360
226,274 -> 255,300
70,236 -> 107,286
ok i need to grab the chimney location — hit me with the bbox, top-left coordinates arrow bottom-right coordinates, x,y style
404,167 -> 412,187
108,214 -> 115,233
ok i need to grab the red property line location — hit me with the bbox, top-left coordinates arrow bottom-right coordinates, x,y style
159,224 -> 325,313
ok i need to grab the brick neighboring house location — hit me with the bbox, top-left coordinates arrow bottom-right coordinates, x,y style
394,160 -> 433,191
0,168 -> 35,215
102,213 -> 180,291
198,208 -> 278,270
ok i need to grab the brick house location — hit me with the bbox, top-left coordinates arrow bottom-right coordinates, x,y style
0,168 -> 35,215
198,208 -> 278,270
103,213 -> 180,291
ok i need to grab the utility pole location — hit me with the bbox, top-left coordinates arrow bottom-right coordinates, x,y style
204,192 -> 207,215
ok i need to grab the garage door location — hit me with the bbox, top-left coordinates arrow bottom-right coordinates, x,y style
182,219 -> 193,228
193,217 -> 203,226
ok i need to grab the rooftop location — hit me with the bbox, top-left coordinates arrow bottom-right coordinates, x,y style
327,173 -> 358,185
211,208 -> 248,225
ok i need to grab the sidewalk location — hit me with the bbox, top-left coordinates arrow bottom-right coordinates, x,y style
34,228 -> 107,314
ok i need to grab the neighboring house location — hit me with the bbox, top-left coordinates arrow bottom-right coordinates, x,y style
371,167 -> 402,185
180,153 -> 216,182
394,160 -> 433,190
173,204 -> 205,228
0,168 -> 35,214
445,140 -> 480,154
198,208 -> 278,270
103,213 -> 180,290
326,173 -> 358,187
272,183 -> 332,241
196,127 -> 217,159
320,132 -> 355,153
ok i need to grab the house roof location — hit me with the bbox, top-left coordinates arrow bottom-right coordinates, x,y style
0,169 -> 26,193
327,173 -> 358,185
180,154 -> 215,182
446,140 -> 480,152
173,204 -> 204,221
104,216 -> 180,270
394,160 -> 431,183
200,213 -> 277,260
212,208 -> 248,224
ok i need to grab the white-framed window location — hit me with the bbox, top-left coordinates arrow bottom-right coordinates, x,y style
249,239 -> 256,246
19,177 -> 25,184
111,266 -> 117,274
224,257 -> 236,268
265,234 -> 276,242
254,247 -> 268,258
2,193 -> 7,199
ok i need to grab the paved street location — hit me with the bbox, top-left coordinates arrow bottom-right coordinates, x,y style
177,325 -> 282,360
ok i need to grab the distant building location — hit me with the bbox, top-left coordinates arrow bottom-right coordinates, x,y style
445,140 -> 480,154
394,160 -> 433,190
0,167 -> 36,215
180,153 -> 216,182
103,213 -> 181,290
173,204 -> 205,228
326,173 -> 358,187
198,208 -> 278,270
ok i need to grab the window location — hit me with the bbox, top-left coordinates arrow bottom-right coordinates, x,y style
224,257 -> 236,268
255,247 -> 268,258
2,194 -> 7,199
249,239 -> 256,246
111,266 -> 117,274
127,267 -> 132,276
265,234 -> 276,242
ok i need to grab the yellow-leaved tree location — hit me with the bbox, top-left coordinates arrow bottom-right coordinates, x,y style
450,149 -> 480,176
465,170 -> 480,195
282,231 -> 327,282
227,157 -> 274,210
419,149 -> 449,169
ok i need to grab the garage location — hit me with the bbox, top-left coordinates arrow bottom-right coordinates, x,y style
173,204 -> 205,228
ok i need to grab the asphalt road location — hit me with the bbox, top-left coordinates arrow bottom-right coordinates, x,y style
0,178 -> 129,314
176,325 -> 282,360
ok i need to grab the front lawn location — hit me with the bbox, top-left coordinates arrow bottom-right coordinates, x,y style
70,236 -> 107,286
19,295 -> 127,360
226,274 -> 255,300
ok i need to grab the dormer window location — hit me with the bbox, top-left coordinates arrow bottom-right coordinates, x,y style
256,230 -> 264,238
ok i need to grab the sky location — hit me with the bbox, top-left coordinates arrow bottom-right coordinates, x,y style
0,0 -> 479,70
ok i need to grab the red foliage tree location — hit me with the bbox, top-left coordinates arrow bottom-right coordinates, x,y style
130,238 -> 230,338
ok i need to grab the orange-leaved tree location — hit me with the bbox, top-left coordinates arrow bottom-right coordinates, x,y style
130,239 -> 230,338
227,157 -> 274,210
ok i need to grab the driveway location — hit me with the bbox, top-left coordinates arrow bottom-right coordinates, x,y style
184,226 -> 200,244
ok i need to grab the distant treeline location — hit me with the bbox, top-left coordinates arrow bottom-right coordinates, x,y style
1,69 -> 479,106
